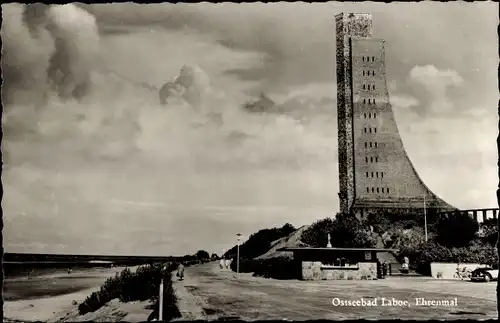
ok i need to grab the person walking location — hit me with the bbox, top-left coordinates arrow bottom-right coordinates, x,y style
382,261 -> 388,278
177,262 -> 185,281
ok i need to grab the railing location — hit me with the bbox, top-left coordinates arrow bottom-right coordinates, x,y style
438,208 -> 500,223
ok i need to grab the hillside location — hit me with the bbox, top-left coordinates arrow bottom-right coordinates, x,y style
256,225 -> 311,259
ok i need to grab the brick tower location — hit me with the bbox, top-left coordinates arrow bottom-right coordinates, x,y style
335,13 -> 456,216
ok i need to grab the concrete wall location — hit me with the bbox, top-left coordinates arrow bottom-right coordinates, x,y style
302,261 -> 377,280
430,262 -> 487,279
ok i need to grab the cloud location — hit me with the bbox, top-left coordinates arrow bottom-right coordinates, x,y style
390,94 -> 420,110
407,65 -> 464,115
2,4 -> 338,255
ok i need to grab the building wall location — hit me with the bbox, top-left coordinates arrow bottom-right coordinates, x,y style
302,261 -> 377,280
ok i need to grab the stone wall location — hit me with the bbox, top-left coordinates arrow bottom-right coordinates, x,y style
336,13 -> 372,215
430,262 -> 486,280
302,261 -> 377,280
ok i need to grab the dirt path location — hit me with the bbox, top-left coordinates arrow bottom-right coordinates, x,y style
175,262 -> 497,320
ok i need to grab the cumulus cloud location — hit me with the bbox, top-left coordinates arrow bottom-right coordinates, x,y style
408,64 -> 464,114
2,4 -> 338,255
2,4 -> 100,104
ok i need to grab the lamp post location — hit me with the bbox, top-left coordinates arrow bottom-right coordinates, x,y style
424,195 -> 428,242
236,233 -> 241,274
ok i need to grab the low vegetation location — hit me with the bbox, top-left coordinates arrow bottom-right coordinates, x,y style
230,257 -> 301,280
78,262 -> 181,321
224,223 -> 296,260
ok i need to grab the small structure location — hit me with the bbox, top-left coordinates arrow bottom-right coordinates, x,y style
278,247 -> 398,280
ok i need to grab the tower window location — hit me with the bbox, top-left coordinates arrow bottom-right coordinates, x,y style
366,172 -> 369,177
372,56 -> 375,61
374,113 -> 377,118
373,85 -> 376,90
363,84 -> 366,90
364,113 -> 367,118
376,172 -> 379,178
368,99 -> 371,104
374,128 -> 377,133
365,142 -> 367,148
375,142 -> 378,148
362,57 -> 365,62
373,71 -> 375,76
376,157 -> 379,162
381,187 -> 384,193
363,70 -> 365,76
370,157 -> 373,163
376,187 -> 379,193
374,99 -> 377,104
366,157 -> 368,163
371,172 -> 374,177
369,128 -> 372,133
364,128 -> 367,133
381,172 -> 384,178
387,188 -> 390,194
369,142 -> 372,148
367,187 -> 369,193
371,187 -> 374,193
363,99 -> 366,104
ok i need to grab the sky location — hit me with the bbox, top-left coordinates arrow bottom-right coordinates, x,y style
2,2 -> 498,256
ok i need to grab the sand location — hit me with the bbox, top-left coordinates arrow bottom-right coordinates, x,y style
4,266 -> 152,323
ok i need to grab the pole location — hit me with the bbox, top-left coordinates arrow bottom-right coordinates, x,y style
237,233 -> 241,274
158,278 -> 164,321
424,195 -> 428,242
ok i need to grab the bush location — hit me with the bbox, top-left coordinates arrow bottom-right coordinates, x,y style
230,257 -> 301,280
435,212 -> 479,248
302,214 -> 376,248
78,262 -> 181,321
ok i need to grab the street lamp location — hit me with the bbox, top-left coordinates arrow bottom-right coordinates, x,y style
236,233 -> 242,274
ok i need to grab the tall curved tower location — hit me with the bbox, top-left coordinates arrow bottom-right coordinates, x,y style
336,13 -> 456,216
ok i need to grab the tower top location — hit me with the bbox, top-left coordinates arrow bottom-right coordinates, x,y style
335,13 -> 373,38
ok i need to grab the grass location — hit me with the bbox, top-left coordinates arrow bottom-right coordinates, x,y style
78,262 -> 181,321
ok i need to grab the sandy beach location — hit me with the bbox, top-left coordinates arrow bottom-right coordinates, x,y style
4,266 -> 152,322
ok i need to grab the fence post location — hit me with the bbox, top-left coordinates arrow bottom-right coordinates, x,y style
159,278 -> 164,321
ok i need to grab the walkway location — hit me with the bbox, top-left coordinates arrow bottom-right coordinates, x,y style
172,262 -> 497,320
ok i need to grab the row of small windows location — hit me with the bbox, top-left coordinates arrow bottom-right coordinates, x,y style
364,127 -> 377,133
366,187 -> 390,194
366,171 -> 384,178
365,156 -> 379,163
364,142 -> 378,148
362,70 -> 375,76
362,84 -> 375,90
362,56 -> 376,62
363,98 -> 377,104
364,112 -> 377,118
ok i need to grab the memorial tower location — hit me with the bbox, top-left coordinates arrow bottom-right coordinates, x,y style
335,13 -> 456,216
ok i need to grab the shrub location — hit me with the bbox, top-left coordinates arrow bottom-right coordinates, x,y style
302,215 -> 376,248
435,212 -> 479,248
230,257 -> 301,280
78,262 -> 180,321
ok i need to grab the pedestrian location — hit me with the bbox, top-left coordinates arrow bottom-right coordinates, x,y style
177,262 -> 185,281
382,261 -> 388,278
377,259 -> 382,279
